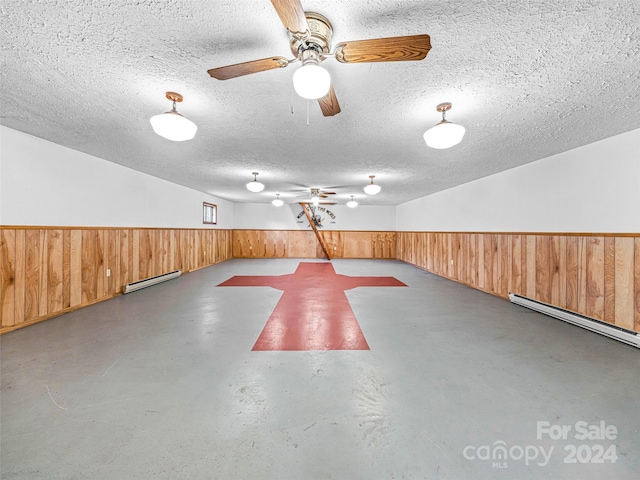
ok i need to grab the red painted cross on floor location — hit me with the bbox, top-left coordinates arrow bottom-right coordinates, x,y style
218,262 -> 406,351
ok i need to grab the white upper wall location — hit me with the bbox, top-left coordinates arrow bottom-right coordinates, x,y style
397,128 -> 640,233
3,124 -> 638,233
0,126 -> 233,228
234,203 -> 396,231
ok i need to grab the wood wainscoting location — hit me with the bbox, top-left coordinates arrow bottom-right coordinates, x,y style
233,230 -> 396,259
396,232 -> 640,333
0,227 -> 233,334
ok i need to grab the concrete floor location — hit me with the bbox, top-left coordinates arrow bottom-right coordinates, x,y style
1,259 -> 639,479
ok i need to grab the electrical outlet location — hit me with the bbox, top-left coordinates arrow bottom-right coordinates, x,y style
334,247 -> 337,250
450,260 -> 454,265
249,246 -> 252,250
106,268 -> 111,277
204,251 -> 206,256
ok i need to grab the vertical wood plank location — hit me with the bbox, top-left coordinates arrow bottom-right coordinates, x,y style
163,229 -> 171,272
566,236 -> 578,312
47,230 -> 64,314
173,230 -> 182,271
483,234 -> 495,293
490,234 -> 499,293
140,229 -> 150,279
510,235 -> 522,295
604,237 -> 616,324
95,230 -> 105,299
577,237 -> 588,314
635,238 -> 640,333
549,236 -> 560,306
169,230 -> 175,271
614,238 -> 634,330
0,230 -> 16,327
119,230 -> 130,289
69,230 -> 83,307
521,234 -> 527,297
526,236 -> 536,299
106,230 -> 119,296
499,235 -> 509,297
449,234 -> 459,280
14,230 -> 26,325
535,235 -> 550,303
468,234 -> 477,288
477,234 -> 485,290
63,230 -> 71,309
129,228 -> 140,283
190,230 -> 197,267
24,230 -> 41,320
558,236 -> 567,309
81,230 -> 97,303
38,230 -> 48,317
585,237 -> 604,320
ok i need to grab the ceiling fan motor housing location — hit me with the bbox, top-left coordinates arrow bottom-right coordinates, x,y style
290,12 -> 333,58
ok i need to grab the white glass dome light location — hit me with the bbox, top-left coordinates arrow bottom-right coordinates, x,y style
423,102 -> 466,149
150,92 -> 197,142
272,194 -> 284,207
246,172 -> 265,193
363,175 -> 381,195
292,50 -> 331,100
311,195 -> 320,205
347,195 -> 358,208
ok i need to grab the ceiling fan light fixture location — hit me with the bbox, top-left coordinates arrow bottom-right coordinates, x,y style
150,92 -> 197,142
424,102 -> 465,149
292,51 -> 331,100
363,175 -> 381,195
246,172 -> 265,193
272,194 -> 284,207
347,195 -> 358,208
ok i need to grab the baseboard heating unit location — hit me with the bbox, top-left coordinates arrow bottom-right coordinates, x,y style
123,270 -> 182,294
509,293 -> 639,349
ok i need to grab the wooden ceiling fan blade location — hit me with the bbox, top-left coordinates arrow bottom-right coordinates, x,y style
334,34 -> 431,63
208,56 -> 289,80
270,0 -> 309,37
318,83 -> 341,117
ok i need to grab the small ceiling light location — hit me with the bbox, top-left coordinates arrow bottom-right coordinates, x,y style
272,194 -> 284,207
292,49 -> 331,100
150,92 -> 197,141
347,195 -> 358,208
423,102 -> 466,149
311,195 -> 320,205
363,175 -> 381,195
246,172 -> 265,192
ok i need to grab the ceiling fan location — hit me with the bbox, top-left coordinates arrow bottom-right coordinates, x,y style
297,187 -> 337,205
207,0 -> 431,116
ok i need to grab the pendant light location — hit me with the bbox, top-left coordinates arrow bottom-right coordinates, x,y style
292,49 -> 331,100
272,194 -> 284,207
246,172 -> 265,192
347,195 -> 358,208
150,92 -> 197,141
423,102 -> 465,149
363,175 -> 381,195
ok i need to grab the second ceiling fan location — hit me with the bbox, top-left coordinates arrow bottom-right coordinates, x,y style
207,0 -> 432,117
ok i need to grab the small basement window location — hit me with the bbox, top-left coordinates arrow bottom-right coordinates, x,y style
203,202 -> 217,225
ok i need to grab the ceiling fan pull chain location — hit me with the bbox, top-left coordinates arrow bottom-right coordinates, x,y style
291,88 -> 295,114
306,100 -> 310,126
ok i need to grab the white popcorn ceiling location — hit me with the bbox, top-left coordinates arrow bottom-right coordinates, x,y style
1,0 -> 639,205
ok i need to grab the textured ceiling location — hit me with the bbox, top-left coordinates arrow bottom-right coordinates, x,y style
1,0 -> 639,206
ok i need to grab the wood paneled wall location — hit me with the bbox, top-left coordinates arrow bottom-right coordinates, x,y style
232,230 -> 396,259
396,232 -> 640,333
0,227 -> 232,333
